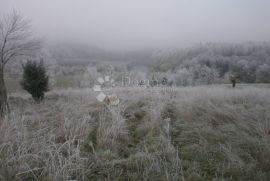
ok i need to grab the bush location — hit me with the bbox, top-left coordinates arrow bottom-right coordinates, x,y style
20,59 -> 49,101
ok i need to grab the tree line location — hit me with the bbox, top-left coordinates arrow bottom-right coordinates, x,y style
149,43 -> 270,84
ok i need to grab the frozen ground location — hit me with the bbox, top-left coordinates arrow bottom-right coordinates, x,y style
1,86 -> 270,180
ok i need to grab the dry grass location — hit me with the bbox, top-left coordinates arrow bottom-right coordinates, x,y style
0,86 -> 270,180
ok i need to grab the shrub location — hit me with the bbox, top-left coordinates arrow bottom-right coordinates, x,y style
21,59 -> 49,101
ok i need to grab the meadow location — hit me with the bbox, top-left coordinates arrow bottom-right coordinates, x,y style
1,2 -> 270,180
0,85 -> 269,180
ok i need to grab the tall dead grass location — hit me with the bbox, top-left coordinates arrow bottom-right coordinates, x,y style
0,86 -> 269,180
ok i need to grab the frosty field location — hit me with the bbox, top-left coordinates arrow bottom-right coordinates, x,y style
0,86 -> 269,180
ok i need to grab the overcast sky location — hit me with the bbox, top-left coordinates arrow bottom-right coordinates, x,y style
1,0 -> 270,50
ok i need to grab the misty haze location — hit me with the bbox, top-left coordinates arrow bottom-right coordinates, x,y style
0,0 -> 270,180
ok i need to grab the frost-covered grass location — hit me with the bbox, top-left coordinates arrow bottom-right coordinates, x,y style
1,86 -> 270,180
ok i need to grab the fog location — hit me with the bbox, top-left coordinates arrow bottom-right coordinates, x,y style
1,0 -> 270,50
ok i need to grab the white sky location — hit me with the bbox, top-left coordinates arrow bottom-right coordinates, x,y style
1,0 -> 270,50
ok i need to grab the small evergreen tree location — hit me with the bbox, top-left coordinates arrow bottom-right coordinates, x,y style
21,59 -> 49,101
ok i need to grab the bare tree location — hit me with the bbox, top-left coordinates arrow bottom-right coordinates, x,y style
0,11 -> 41,118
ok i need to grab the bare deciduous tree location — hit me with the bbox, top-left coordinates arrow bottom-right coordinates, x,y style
0,11 -> 41,118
